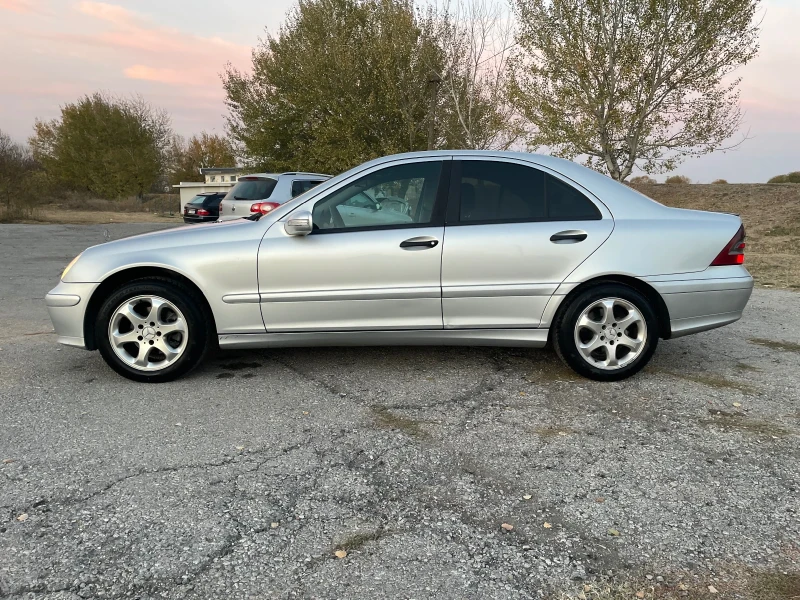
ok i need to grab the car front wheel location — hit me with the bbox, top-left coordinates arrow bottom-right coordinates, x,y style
95,278 -> 212,382
553,283 -> 658,381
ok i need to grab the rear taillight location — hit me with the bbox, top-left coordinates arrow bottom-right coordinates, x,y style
196,209 -> 210,216
218,202 -> 223,212
711,224 -> 746,266
250,201 -> 281,214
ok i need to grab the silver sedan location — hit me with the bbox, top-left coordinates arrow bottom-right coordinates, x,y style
46,151 -> 753,382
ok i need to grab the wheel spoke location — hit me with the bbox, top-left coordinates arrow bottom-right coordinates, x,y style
579,335 -> 605,354
110,330 -> 139,348
118,302 -> 145,326
577,314 -> 603,335
600,299 -> 617,324
159,318 -> 187,336
133,346 -> 151,368
616,311 -> 643,331
618,333 -> 643,353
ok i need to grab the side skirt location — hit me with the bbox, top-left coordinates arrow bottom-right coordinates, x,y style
218,328 -> 549,349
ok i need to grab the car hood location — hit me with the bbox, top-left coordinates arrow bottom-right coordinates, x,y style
63,217 -> 268,283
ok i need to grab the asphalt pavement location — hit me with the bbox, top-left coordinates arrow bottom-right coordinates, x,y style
1,223 -> 798,599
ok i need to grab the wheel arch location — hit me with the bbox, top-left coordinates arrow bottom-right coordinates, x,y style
83,266 -> 217,350
551,275 -> 672,340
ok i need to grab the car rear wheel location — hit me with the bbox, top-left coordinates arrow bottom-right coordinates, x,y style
553,283 -> 658,381
95,278 -> 212,383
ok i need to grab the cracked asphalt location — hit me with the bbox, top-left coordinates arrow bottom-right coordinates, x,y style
1,223 -> 799,599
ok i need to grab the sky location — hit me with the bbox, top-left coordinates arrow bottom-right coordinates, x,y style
0,0 -> 798,183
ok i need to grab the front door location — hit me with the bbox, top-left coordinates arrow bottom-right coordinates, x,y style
441,158 -> 614,328
257,159 -> 449,332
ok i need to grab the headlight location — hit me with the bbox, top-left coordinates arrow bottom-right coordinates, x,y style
61,253 -> 82,280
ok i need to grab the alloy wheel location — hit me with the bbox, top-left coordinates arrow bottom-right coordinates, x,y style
107,295 -> 188,371
573,297 -> 647,370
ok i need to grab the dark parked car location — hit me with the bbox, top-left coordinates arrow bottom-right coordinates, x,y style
182,192 -> 225,224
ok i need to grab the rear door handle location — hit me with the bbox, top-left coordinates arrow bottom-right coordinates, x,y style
550,230 -> 588,243
400,236 -> 439,249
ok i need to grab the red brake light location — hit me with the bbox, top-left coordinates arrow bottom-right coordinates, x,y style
711,224 -> 746,266
196,209 -> 210,216
250,201 -> 281,214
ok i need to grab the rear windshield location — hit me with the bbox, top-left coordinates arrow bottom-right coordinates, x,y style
225,178 -> 278,201
188,195 -> 214,206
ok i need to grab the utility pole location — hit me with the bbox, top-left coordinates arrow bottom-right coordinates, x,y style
427,73 -> 441,151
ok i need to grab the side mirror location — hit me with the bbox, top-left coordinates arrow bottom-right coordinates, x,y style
284,210 -> 313,236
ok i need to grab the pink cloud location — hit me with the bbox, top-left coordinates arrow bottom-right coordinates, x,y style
58,2 -> 252,89
124,65 -> 205,87
0,0 -> 42,13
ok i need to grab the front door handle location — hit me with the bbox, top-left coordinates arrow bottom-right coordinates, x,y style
400,236 -> 439,249
550,230 -> 588,243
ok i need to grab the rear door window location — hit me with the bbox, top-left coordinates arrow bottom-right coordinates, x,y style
292,179 -> 325,197
226,178 -> 278,201
450,161 -> 601,223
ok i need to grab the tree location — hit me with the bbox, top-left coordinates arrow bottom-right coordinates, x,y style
168,132 -> 237,185
223,0 -> 451,174
0,129 -> 43,219
30,93 -> 171,197
510,0 -> 761,181
428,0 -> 524,150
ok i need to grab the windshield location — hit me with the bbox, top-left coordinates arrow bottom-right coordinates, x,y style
188,195 -> 211,206
225,178 -> 278,201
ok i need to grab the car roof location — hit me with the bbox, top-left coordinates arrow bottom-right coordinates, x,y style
195,192 -> 225,196
350,150 -> 671,219
238,172 -> 332,180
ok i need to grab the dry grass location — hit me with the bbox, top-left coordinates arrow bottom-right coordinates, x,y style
633,183 -> 800,290
17,209 -> 180,225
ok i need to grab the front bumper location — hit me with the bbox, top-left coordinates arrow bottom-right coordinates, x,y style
45,281 -> 100,349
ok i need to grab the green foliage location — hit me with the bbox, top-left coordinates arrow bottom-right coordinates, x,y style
0,129 -> 45,221
629,175 -> 657,184
767,172 -> 800,183
30,93 -> 171,198
510,0 -> 761,181
168,132 -> 236,185
224,0 -> 443,174
224,0 -> 509,174
665,175 -> 691,184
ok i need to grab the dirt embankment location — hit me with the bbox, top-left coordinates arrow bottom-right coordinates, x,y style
632,183 -> 800,290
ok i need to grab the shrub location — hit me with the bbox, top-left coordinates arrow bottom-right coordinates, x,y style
629,175 -> 657,184
665,175 -> 691,184
712,179 -> 729,184
767,171 -> 800,184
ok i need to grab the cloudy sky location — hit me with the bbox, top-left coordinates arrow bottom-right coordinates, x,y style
0,0 -> 798,182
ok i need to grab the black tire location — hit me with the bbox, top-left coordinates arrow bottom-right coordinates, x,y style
95,277 -> 213,383
552,283 -> 658,381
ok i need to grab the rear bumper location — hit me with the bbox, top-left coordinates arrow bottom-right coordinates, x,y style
644,267 -> 754,338
183,215 -> 218,224
45,281 -> 99,349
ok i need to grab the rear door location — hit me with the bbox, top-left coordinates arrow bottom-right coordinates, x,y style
441,157 -> 613,329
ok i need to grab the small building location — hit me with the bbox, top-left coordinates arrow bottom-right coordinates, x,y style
173,167 -> 244,211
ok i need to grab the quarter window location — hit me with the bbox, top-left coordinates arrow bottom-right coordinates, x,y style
312,162 -> 442,232
455,161 -> 600,223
